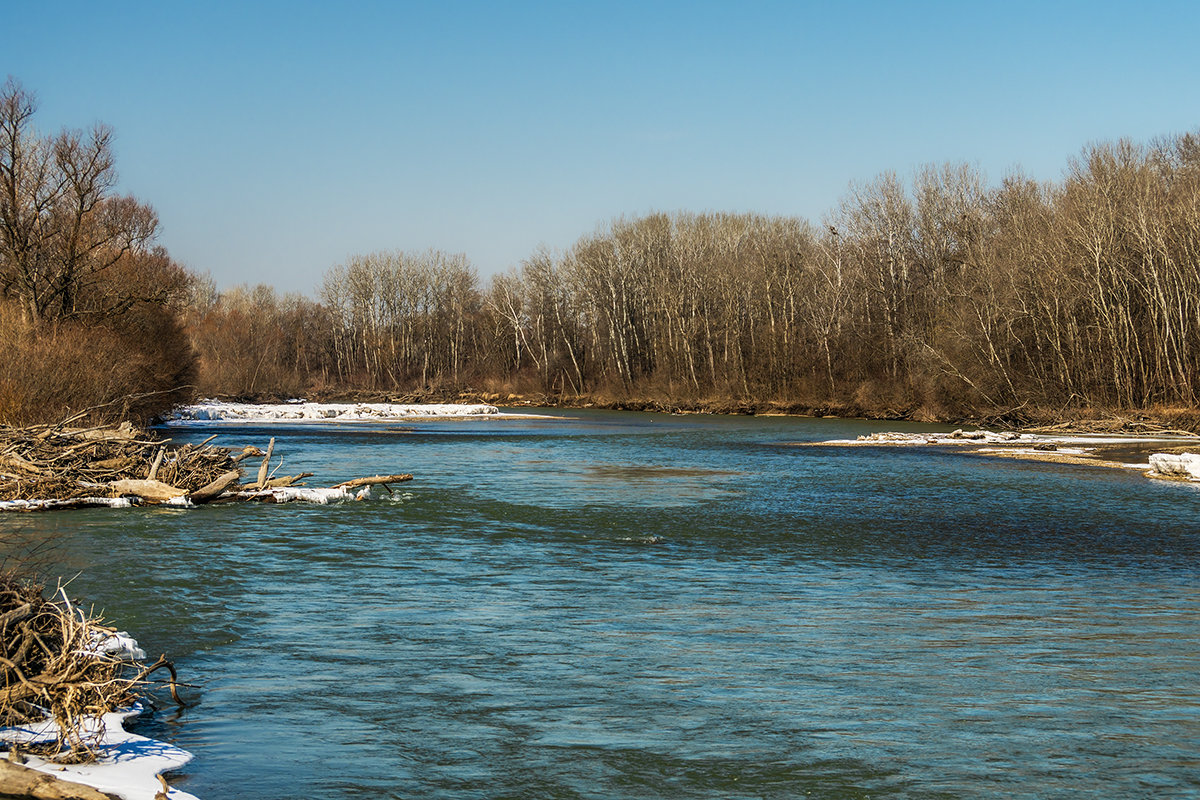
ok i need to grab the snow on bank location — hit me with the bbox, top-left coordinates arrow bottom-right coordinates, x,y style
0,497 -> 134,512
162,400 -> 503,424
818,429 -> 1191,448
3,484 -> 376,512
821,429 -> 1037,446
1,707 -> 195,800
1148,452 -> 1200,481
1,630 -> 194,799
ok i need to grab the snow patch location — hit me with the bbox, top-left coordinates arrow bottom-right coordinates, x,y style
237,486 -> 361,504
1148,452 -> 1200,481
84,631 -> 147,662
845,430 -> 1035,446
1,707 -> 195,800
162,400 -> 502,424
0,497 -> 133,513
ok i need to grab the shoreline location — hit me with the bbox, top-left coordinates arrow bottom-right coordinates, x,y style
796,428 -> 1200,482
1,706 -> 196,800
207,389 -> 1200,435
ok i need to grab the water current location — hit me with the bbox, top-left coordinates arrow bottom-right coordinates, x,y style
5,410 -> 1199,798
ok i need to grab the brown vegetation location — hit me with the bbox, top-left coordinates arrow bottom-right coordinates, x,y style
186,129 -> 1200,428
0,79 -> 194,427
7,77 -> 1199,429
0,573 -> 174,761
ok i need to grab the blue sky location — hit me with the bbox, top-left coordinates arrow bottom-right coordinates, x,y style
5,1 -> 1199,292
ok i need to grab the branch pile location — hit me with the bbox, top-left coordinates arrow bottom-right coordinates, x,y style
0,422 -> 237,504
1023,417 -> 1200,437
1,422 -> 413,508
0,574 -> 172,763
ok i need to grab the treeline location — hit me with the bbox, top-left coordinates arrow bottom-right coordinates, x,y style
6,74 -> 1199,425
190,130 -> 1200,420
0,79 -> 193,425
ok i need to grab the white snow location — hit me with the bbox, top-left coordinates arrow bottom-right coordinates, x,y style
237,485 -> 364,503
84,631 -> 147,662
0,497 -> 134,513
976,446 -> 1090,456
1148,452 -> 1200,480
1,707 -> 195,800
830,430 -> 1036,446
820,429 -> 1193,450
162,400 -> 503,424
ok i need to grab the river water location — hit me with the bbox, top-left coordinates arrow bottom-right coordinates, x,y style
7,410 -> 1199,799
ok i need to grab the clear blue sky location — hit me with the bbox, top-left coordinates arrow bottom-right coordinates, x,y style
5,1 -> 1199,293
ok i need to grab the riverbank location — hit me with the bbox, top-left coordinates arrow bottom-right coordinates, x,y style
205,388 -> 1200,434
0,576 -> 193,799
799,427 -> 1200,483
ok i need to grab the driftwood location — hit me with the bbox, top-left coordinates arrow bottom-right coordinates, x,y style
253,437 -> 276,489
105,480 -> 186,502
0,422 -> 241,503
0,759 -> 120,800
185,470 -> 241,503
264,472 -> 314,489
2,420 -> 413,509
0,577 -> 181,761
145,447 -> 165,481
333,474 -> 413,489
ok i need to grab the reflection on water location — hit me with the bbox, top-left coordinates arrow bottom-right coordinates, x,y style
8,410 -> 1200,799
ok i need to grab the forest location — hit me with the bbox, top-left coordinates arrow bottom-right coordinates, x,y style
5,76 -> 1200,426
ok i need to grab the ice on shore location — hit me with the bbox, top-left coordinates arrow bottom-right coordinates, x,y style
0,497 -> 134,512
1148,452 -> 1200,480
1,707 -> 195,800
827,430 -> 1036,446
162,399 -> 501,424
1,630 -> 194,800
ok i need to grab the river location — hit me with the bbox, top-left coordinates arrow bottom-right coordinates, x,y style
7,410 -> 1199,798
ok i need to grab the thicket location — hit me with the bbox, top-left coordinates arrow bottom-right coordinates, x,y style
0,79 -> 194,426
189,130 -> 1200,421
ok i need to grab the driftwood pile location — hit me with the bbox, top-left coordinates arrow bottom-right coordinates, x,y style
0,421 -> 237,504
0,575 -> 176,762
1023,418 -> 1200,437
0,421 -> 412,509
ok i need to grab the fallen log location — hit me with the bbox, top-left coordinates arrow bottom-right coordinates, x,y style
106,479 -> 186,502
265,472 -> 314,489
230,445 -> 264,464
0,759 -> 120,800
185,470 -> 241,503
145,447 -> 165,481
253,437 -> 276,489
332,473 -> 413,489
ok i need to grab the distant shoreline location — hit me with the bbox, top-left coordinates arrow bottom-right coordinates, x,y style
193,389 -> 1200,436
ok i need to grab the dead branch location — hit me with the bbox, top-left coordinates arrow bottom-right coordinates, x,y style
332,474 -> 413,489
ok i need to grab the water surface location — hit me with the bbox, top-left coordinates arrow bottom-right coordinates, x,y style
7,410 -> 1199,798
